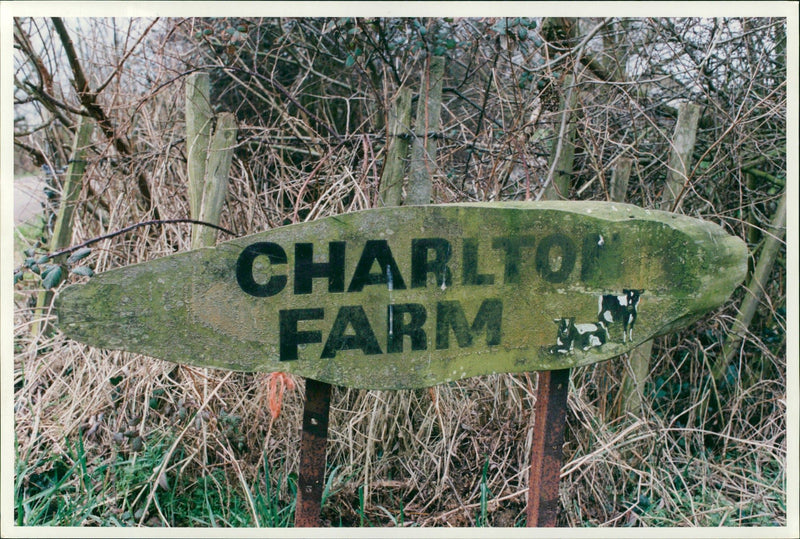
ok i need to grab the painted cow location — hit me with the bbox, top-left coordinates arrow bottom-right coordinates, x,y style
598,289 -> 643,343
551,318 -> 609,354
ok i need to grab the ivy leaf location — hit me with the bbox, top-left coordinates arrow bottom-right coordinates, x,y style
41,265 -> 63,290
68,247 -> 92,264
345,54 -> 355,68
37,254 -> 50,264
14,271 -> 23,285
70,265 -> 94,277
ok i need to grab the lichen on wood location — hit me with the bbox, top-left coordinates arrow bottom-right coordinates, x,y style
55,202 -> 746,390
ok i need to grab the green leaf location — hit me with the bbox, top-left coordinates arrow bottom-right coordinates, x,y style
71,266 -> 94,277
37,254 -> 50,264
517,27 -> 528,40
345,54 -> 355,68
445,38 -> 456,50
42,266 -> 63,290
67,247 -> 92,264
14,271 -> 23,285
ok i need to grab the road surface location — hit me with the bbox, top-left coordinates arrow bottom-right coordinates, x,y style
14,174 -> 46,226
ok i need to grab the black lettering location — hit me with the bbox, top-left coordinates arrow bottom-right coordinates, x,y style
347,240 -> 406,292
535,234 -> 576,283
279,308 -> 324,361
236,242 -> 288,297
411,238 -> 452,288
321,306 -> 382,358
491,236 -> 536,284
462,238 -> 494,286
387,303 -> 428,353
294,242 -> 346,294
436,299 -> 503,350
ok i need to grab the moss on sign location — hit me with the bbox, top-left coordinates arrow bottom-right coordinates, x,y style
56,202 -> 746,389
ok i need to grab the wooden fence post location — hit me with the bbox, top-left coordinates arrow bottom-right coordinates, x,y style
186,72 -> 214,245
406,56 -> 444,205
193,112 -> 237,248
660,102 -> 702,212
32,116 -> 94,337
186,71 -> 237,250
378,87 -> 413,208
609,158 -> 632,204
543,74 -> 579,201
713,189 -> 786,383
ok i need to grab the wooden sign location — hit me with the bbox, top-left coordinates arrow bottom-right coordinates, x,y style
55,202 -> 746,389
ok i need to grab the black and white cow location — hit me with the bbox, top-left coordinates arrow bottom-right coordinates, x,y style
551,318 -> 609,354
598,289 -> 643,343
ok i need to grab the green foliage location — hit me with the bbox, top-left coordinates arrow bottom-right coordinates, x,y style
70,265 -> 94,277
14,246 -> 94,290
15,434 -> 296,527
40,265 -> 63,289
476,456 -> 492,527
67,247 -> 92,264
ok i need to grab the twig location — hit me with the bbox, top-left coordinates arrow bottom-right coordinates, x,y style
16,219 -> 237,273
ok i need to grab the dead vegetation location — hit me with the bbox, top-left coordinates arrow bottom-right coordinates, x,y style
12,16 -> 787,527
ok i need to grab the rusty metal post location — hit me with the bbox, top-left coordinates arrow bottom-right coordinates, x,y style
527,368 -> 570,527
294,379 -> 332,527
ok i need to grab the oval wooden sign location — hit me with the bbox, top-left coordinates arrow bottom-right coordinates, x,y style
55,202 -> 747,389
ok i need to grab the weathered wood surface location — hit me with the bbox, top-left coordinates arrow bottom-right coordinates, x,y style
185,73 -> 213,227
33,116 -> 94,336
55,202 -> 746,389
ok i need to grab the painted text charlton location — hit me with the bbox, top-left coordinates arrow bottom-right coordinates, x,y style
236,234 -> 580,361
